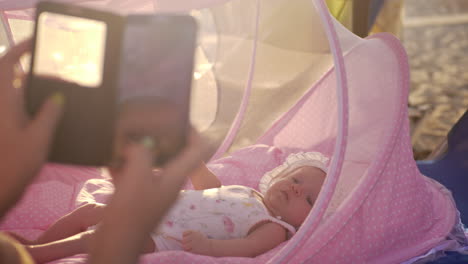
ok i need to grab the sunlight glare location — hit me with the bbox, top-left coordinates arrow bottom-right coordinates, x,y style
194,72 -> 202,80
193,63 -> 212,80
52,52 -> 64,61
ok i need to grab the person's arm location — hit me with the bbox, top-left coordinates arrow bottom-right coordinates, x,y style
182,222 -> 287,257
0,39 -> 63,219
89,133 -> 210,264
189,162 -> 221,190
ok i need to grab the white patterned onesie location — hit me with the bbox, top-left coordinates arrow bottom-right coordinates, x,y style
152,185 -> 296,251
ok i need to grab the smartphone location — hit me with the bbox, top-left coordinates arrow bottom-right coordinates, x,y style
27,2 -> 197,166
27,2 -> 125,166
114,14 -> 197,166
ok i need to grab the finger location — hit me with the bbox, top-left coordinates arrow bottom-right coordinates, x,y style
0,40 -> 32,105
27,92 -> 64,154
182,230 -> 193,237
182,244 -> 192,251
115,137 -> 155,183
164,235 -> 182,244
0,39 -> 32,64
182,237 -> 192,245
182,236 -> 193,244
13,74 -> 30,126
13,73 -> 27,96
126,138 -> 154,172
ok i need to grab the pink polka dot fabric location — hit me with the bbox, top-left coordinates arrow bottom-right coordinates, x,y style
256,28 -> 456,264
0,164 -> 104,241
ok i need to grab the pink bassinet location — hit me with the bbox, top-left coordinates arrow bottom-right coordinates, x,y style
0,0 -> 458,263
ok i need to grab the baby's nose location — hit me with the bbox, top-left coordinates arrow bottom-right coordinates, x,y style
290,184 -> 303,196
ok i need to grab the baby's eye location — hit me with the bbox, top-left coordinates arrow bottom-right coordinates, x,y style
306,196 -> 314,206
291,177 -> 299,183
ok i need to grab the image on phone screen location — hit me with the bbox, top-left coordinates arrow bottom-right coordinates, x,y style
33,12 -> 107,87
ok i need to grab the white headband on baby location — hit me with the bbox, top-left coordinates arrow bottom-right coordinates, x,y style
258,151 -> 329,194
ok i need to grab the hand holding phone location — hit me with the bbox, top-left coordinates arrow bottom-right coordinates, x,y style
26,2 -> 197,166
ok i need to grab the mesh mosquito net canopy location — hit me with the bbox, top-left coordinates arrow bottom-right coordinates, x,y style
0,0 -> 457,263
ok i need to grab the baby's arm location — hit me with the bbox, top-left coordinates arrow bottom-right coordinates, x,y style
182,222 -> 287,257
189,162 -> 221,190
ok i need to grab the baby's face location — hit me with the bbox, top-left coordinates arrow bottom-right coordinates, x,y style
263,166 -> 326,228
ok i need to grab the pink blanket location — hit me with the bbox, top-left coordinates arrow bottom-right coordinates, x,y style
0,164 -> 114,263
0,145 -> 292,263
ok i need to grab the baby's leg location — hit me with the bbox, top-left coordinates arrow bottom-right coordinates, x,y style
3,231 -> 34,244
26,230 -> 94,263
34,203 -> 105,245
27,230 -> 155,263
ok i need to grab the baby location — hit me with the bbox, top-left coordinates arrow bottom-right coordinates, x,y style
12,151 -> 327,262
10,98 -> 328,262
153,151 -> 328,256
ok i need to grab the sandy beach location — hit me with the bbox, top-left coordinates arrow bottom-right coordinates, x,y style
404,0 -> 468,160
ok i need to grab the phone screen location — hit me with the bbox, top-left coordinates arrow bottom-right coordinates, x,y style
118,16 -> 194,104
33,12 -> 107,87
116,15 -> 196,165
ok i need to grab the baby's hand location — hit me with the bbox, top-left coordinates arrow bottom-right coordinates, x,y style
181,230 -> 212,256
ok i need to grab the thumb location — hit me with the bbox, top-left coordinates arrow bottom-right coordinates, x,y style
115,137 -> 155,184
124,140 -> 154,172
27,92 -> 64,152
